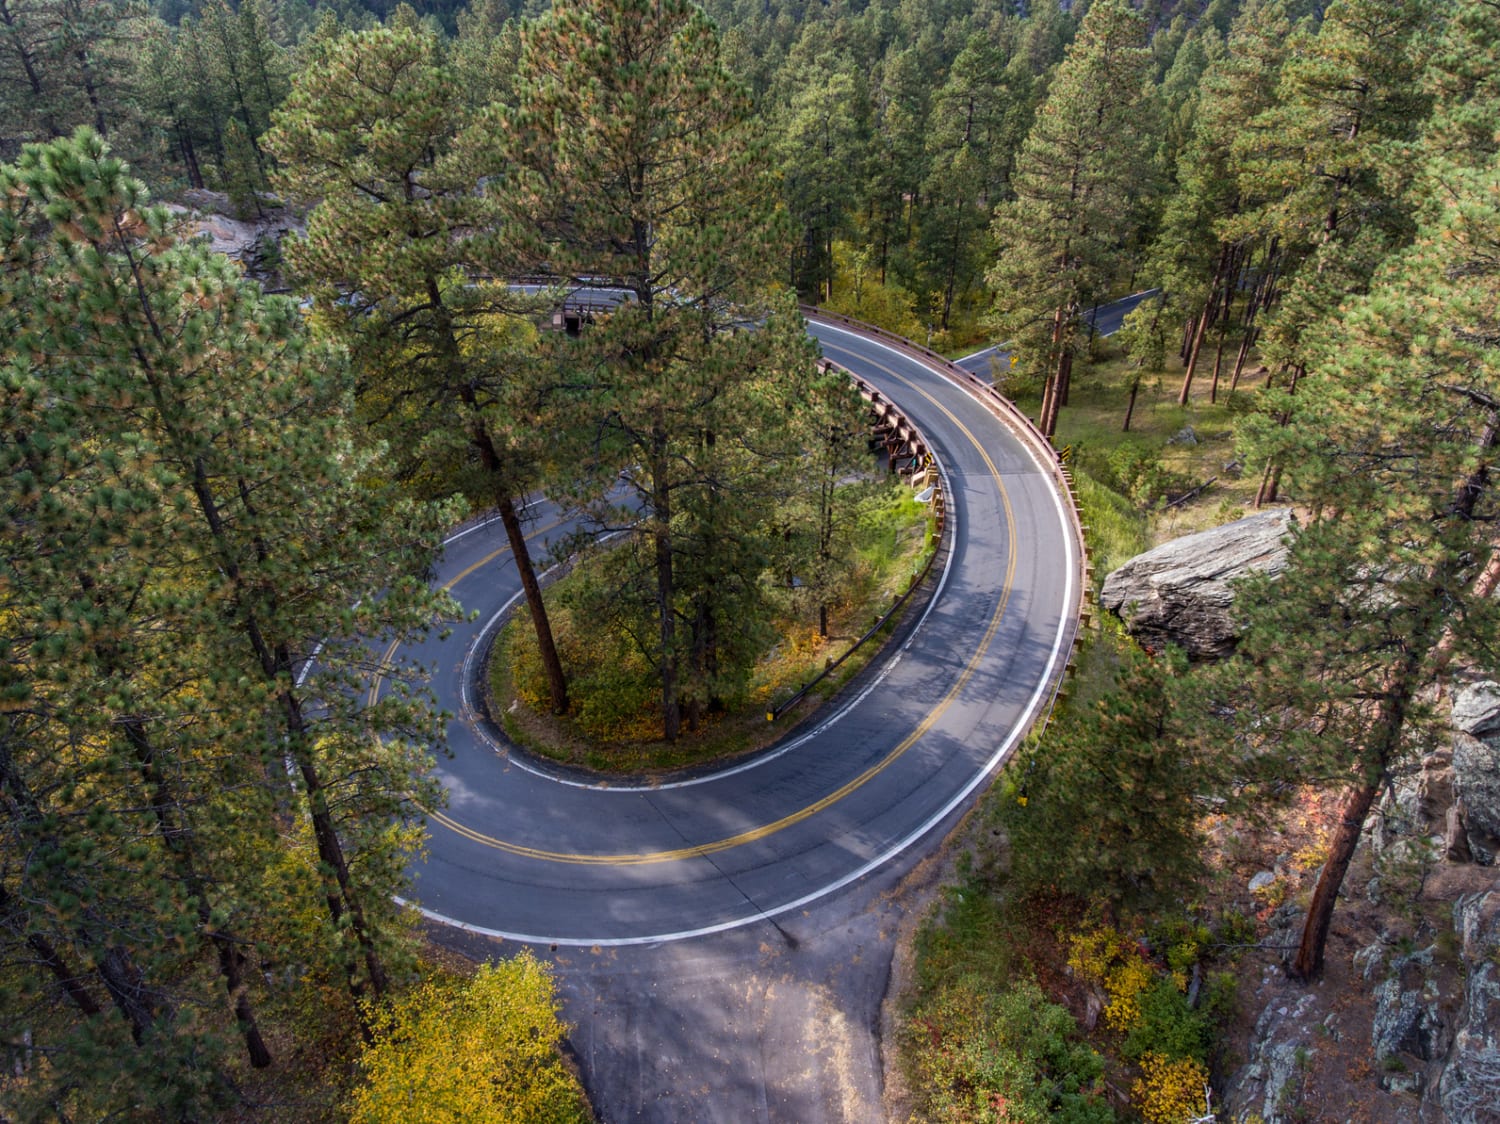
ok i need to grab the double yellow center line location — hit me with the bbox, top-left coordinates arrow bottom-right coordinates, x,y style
423,349 -> 1020,867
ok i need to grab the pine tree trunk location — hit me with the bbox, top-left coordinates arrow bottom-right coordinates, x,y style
33,932 -> 104,1017
185,455 -> 390,1009
651,436 -> 680,742
434,267 -> 568,714
78,555 -> 275,1069
97,946 -> 159,1045
1291,777 -> 1380,980
1295,632 -> 1427,980
123,714 -> 273,1067
73,48 -> 107,137
1255,461 -> 1281,507
0,0 -> 60,137
1230,327 -> 1257,394
496,493 -> 568,713
1209,318 -> 1229,404
2,881 -> 106,1018
1177,305 -> 1210,406
178,124 -> 205,189
1040,306 -> 1068,437
0,756 -> 127,1025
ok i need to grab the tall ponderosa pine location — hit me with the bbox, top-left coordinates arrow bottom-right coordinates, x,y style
987,0 -> 1154,439
0,0 -> 139,145
1227,0 -> 1432,504
918,32 -> 1025,331
1232,150 -> 1500,980
266,24 -> 571,715
0,134 -> 456,1116
774,49 -> 870,301
507,0 -> 831,741
1140,0 -> 1308,412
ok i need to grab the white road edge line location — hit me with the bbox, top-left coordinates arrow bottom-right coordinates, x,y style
458,474 -> 957,792
407,322 -> 1078,946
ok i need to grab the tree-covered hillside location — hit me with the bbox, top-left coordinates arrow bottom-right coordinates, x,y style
4,0 -> 1500,1119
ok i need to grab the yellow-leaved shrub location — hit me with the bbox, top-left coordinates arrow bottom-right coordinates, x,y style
345,952 -> 589,1124
1131,1052 -> 1210,1124
1066,926 -> 1154,1031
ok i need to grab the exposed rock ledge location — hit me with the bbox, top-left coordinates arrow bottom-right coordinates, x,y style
1099,507 -> 1295,659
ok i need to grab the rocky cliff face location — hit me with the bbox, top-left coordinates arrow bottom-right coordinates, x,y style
1222,684 -> 1500,1123
165,189 -> 301,288
1453,684 -> 1500,867
1099,508 -> 1294,658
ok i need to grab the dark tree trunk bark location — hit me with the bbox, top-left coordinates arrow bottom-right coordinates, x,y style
496,493 -> 568,714
1178,304 -> 1210,406
1209,317 -> 1229,404
1230,327 -> 1257,394
1291,778 -> 1380,980
651,434 -> 680,743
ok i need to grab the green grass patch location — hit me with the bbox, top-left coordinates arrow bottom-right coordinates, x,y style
1005,337 -> 1267,558
489,481 -> 936,774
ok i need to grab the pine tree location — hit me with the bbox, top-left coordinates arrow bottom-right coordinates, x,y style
863,44 -> 931,285
507,0 -> 827,741
0,0 -> 139,146
917,32 -> 1024,330
775,52 -> 870,300
1003,645 -> 1216,917
1,131 -> 457,1082
1226,0 -> 1432,502
1415,0 -> 1500,194
266,24 -> 572,715
1142,0 -> 1306,410
987,0 -> 1155,439
1232,149 -> 1500,980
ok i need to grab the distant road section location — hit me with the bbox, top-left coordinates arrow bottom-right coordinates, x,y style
955,288 -> 1159,380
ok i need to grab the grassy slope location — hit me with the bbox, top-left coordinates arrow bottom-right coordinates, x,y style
490,481 -> 936,773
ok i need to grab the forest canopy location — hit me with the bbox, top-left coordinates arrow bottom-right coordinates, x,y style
5,0 -> 1500,1118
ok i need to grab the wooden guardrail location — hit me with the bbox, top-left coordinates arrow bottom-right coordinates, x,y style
766,356 -> 946,722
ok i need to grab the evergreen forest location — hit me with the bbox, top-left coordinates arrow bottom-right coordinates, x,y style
3,0 -> 1500,1119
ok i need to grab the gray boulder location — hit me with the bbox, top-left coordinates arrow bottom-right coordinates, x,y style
1223,990 -> 1319,1123
1452,683 -> 1500,865
165,189 -> 302,286
1438,893 -> 1500,1124
1371,946 -> 1452,1094
1100,508 -> 1295,659
1374,749 -> 1454,859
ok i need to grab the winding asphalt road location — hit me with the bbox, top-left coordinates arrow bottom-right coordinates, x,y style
394,314 -> 1083,951
955,288 -> 1159,378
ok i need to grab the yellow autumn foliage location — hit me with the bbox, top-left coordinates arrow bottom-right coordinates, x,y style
345,952 -> 590,1124
1066,925 -> 1154,1031
1131,1052 -> 1210,1124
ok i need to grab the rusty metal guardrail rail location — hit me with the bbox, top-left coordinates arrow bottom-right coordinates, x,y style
798,306 -> 1091,744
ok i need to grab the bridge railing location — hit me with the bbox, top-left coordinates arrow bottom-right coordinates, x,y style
766,356 -> 947,722
799,305 -> 1091,743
